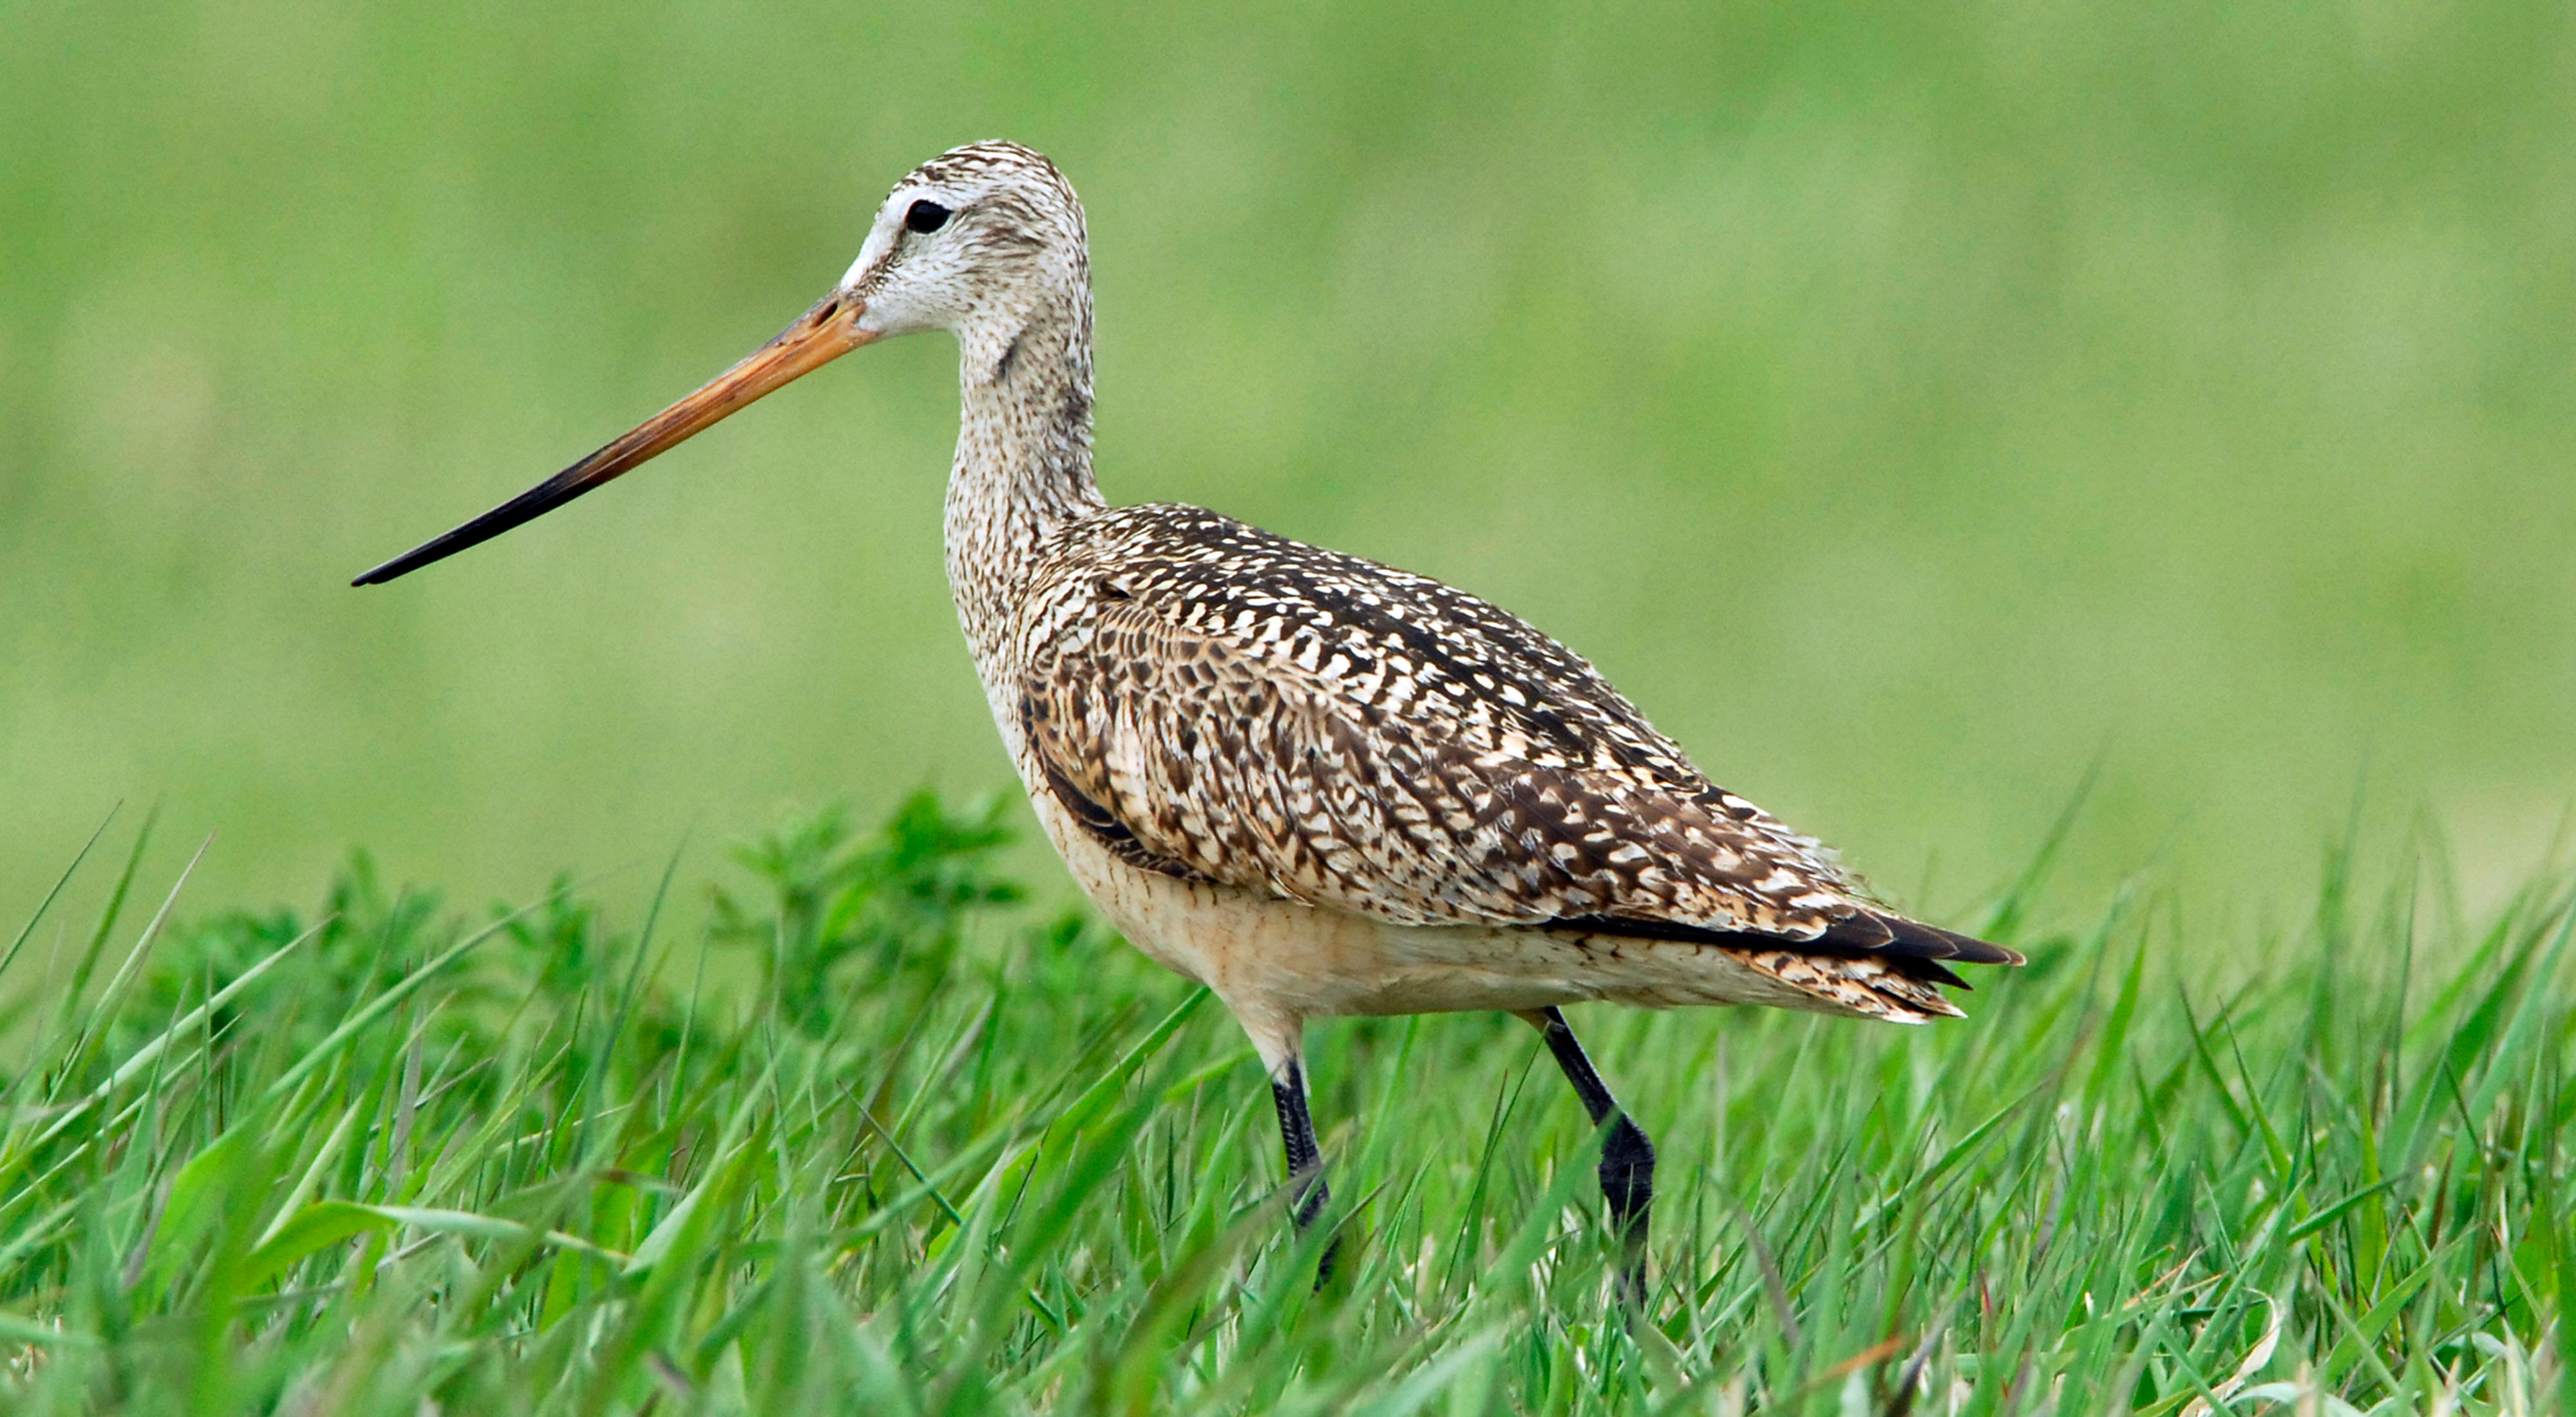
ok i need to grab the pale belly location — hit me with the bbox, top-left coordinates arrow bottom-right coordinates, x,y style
1022,791 -> 1861,1063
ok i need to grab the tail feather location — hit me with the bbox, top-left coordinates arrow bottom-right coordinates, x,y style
1551,904 -> 2019,1020
1814,909 -> 2025,967
1720,946 -> 1967,1023
1559,908 -> 2025,989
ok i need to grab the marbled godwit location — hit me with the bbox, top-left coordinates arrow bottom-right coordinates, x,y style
355,140 -> 2020,1294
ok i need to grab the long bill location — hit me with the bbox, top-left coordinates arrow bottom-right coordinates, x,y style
352,292 -> 875,586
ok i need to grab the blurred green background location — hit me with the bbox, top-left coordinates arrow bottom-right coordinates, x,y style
4,0 -> 2571,934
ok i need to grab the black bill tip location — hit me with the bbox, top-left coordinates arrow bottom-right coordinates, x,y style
349,463 -> 607,587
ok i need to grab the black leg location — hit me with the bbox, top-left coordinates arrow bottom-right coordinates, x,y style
1520,1007 -> 1654,1300
1268,1056 -> 1338,1284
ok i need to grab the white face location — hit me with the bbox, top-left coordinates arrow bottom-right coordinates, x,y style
839,146 -> 1088,346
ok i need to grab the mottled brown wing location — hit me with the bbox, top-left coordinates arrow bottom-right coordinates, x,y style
1015,509 -> 1880,942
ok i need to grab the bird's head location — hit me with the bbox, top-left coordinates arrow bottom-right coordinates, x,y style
844,141 -> 1088,354
351,140 -> 1086,587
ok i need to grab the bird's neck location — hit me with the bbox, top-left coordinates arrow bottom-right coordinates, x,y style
943,294 -> 1108,677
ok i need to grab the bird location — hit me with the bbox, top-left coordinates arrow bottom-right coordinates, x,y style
353,139 -> 2021,1296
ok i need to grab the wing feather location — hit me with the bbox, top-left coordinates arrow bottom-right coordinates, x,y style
1014,505 -> 2020,969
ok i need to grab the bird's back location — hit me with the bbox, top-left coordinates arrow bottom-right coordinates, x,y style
1005,503 -> 2015,1009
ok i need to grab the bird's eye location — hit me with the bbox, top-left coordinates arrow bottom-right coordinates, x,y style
905,200 -> 952,234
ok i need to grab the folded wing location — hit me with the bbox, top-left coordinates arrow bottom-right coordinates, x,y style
1016,506 -> 2017,976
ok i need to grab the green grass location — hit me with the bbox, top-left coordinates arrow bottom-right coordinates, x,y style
2,797 -> 2570,1414
8,3 -> 2570,1405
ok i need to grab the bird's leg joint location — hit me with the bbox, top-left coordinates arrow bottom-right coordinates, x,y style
1598,1114 -> 1655,1238
1520,1006 -> 1654,1300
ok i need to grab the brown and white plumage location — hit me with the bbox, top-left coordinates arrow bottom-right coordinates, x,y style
1014,504 -> 2011,1020
354,138 -> 2020,1286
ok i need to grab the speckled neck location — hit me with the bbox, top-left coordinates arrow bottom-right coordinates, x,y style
942,279 -> 1108,687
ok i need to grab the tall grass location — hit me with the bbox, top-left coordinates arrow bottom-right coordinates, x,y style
1,797 -> 2570,1414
